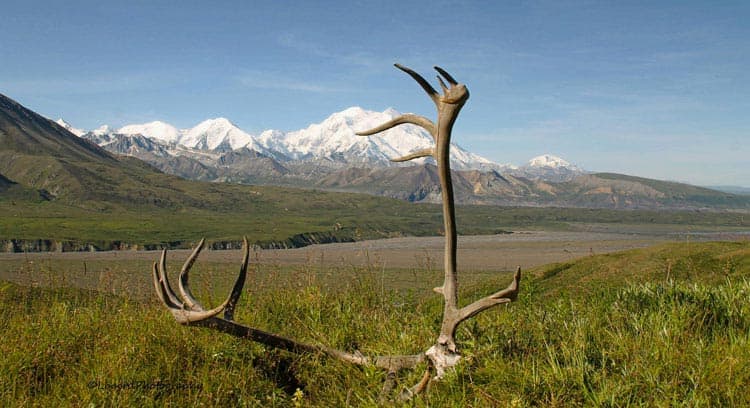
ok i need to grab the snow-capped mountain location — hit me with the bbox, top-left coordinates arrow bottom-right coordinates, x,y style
119,121 -> 181,144
257,107 -> 496,169
81,107 -> 499,170
526,154 -> 579,170
91,125 -> 113,136
513,154 -> 584,182
180,118 -> 270,154
68,112 -> 588,186
55,119 -> 85,137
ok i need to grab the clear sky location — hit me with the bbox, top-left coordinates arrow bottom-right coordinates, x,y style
2,1 -> 748,187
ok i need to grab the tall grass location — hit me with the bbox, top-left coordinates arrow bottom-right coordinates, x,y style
1,242 -> 749,406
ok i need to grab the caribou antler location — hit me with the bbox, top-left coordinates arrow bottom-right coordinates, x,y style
358,64 -> 520,381
152,64 -> 521,401
153,236 -> 431,400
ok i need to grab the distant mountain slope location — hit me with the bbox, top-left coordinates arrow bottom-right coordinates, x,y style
317,165 -> 750,210
1,95 -> 114,163
709,185 -> 750,196
0,172 -> 50,202
0,93 -> 215,207
0,173 -> 15,192
589,173 -> 750,208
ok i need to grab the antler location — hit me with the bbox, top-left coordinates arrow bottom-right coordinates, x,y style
152,64 -> 520,401
358,64 -> 521,382
153,236 -> 429,399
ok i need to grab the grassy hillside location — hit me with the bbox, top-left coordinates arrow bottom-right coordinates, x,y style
533,240 -> 750,294
1,241 -> 748,406
593,172 -> 750,208
2,194 -> 749,251
0,187 -> 447,249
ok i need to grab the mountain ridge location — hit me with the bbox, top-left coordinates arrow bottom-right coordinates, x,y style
64,110 -> 748,210
73,106 -> 504,171
9,92 -> 748,211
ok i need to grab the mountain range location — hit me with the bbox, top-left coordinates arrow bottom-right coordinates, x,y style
64,107 -> 499,170
2,91 -> 746,211
52,108 -> 748,211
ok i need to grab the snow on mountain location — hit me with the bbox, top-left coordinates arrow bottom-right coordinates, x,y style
258,106 -> 497,169
271,107 -> 432,163
256,129 -> 287,154
55,119 -> 85,137
118,121 -> 181,144
526,154 -> 576,169
513,154 -> 584,182
61,107 -> 502,170
180,118 -> 259,152
91,125 -> 113,136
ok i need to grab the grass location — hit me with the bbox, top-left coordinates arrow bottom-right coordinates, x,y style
2,195 -> 749,251
1,240 -> 749,406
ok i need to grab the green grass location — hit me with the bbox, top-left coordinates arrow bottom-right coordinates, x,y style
533,241 -> 750,295
2,195 -> 749,251
1,241 -> 749,406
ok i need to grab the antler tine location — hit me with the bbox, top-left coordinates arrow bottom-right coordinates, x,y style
437,75 -> 449,94
434,66 -> 458,86
152,262 -> 179,309
356,113 -> 436,139
457,267 -> 521,323
157,248 -> 182,307
178,238 -> 206,311
390,148 -> 435,163
170,298 -> 230,324
394,63 -> 439,105
223,236 -> 250,321
152,243 -> 232,324
398,369 -> 432,402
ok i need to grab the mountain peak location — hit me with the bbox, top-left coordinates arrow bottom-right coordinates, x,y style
118,121 -> 181,143
338,106 -> 368,117
510,154 -> 584,182
198,117 -> 235,128
182,117 -> 256,151
92,125 -> 113,136
55,118 -> 85,137
527,154 -> 573,169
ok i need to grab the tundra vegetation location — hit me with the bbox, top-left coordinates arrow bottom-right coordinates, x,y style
0,240 -> 748,406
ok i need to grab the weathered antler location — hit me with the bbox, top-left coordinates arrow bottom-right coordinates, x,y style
152,64 -> 521,401
153,236 -> 429,400
357,64 -> 521,381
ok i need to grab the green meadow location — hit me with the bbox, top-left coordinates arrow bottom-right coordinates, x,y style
1,240 -> 748,406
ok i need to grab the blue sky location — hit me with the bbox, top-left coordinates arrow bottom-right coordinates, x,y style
2,1 -> 748,187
